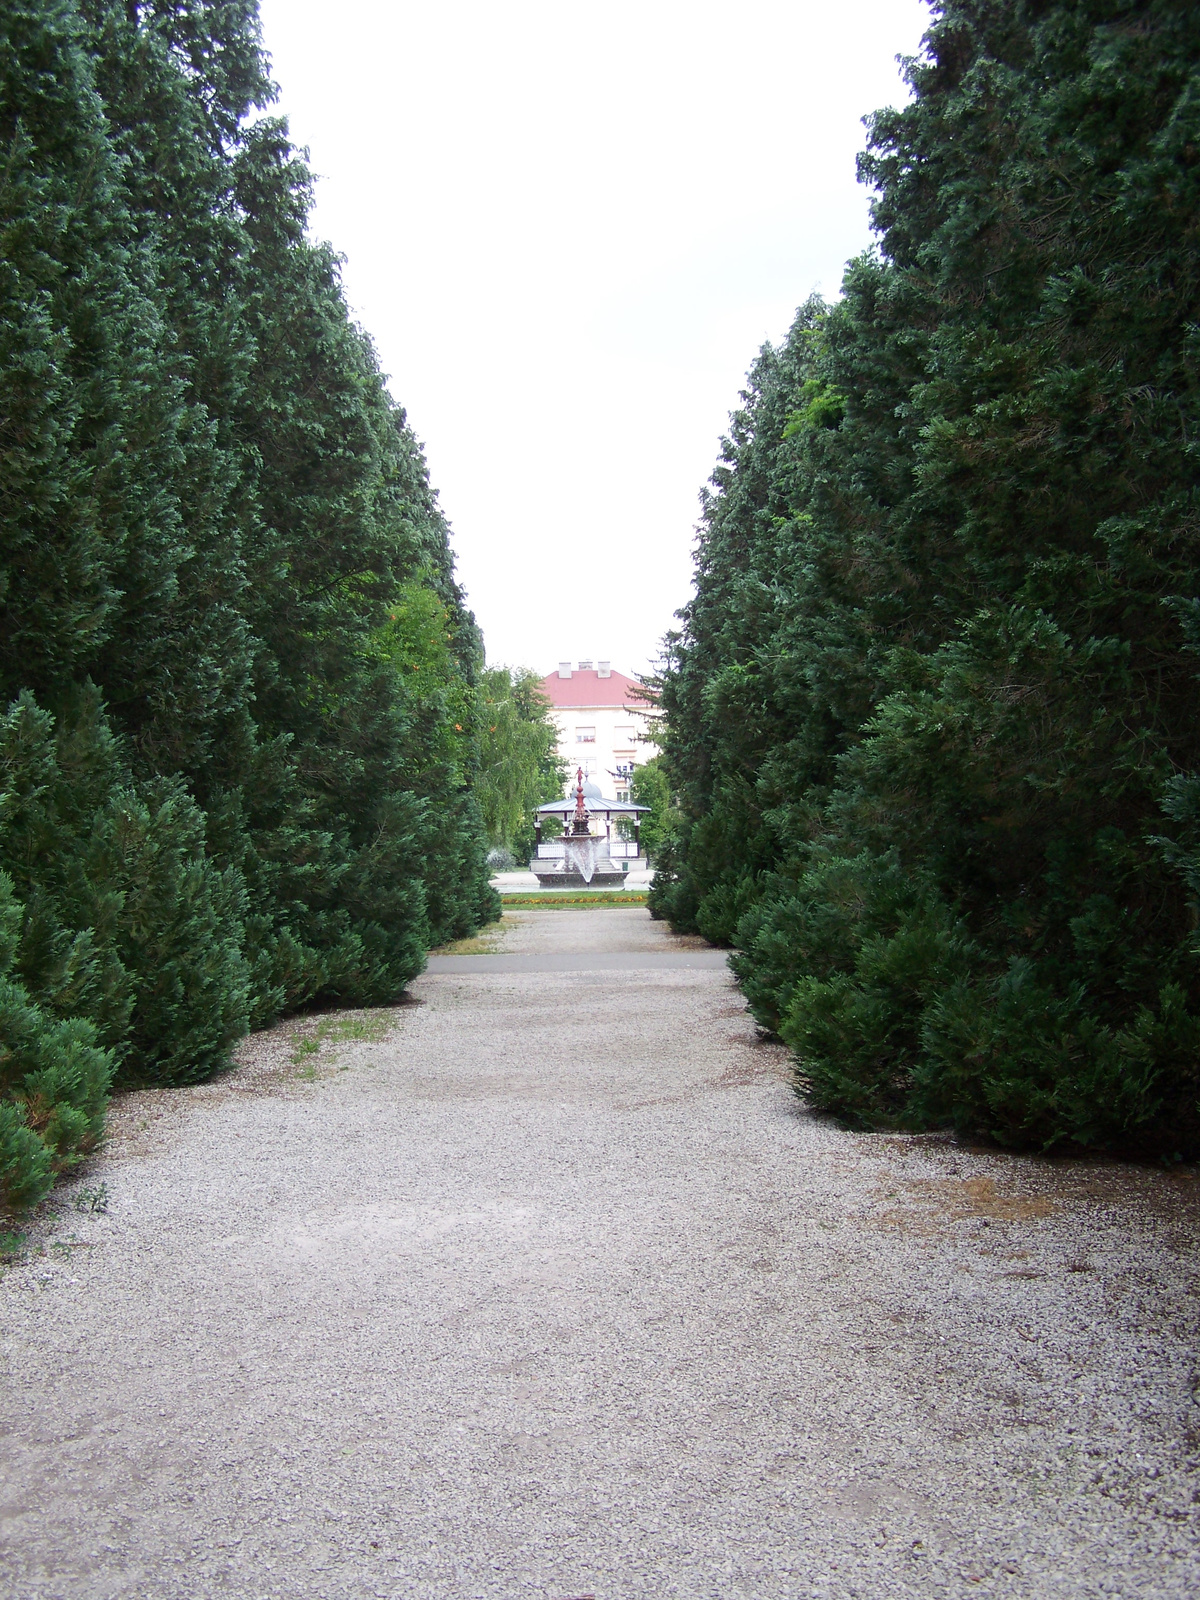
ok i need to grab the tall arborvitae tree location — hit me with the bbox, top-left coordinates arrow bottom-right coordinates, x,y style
657,0 -> 1200,1156
226,117 -> 495,1016
0,0 -> 495,1211
0,0 -> 250,1197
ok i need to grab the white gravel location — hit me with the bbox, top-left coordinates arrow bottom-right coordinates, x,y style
1,907 -> 1198,1599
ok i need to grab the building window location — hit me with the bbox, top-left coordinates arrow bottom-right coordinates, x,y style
575,726 -> 596,743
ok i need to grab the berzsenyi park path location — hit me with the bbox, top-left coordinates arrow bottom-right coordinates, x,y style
1,905 -> 1198,1599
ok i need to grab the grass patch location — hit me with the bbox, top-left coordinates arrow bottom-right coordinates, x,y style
432,918 -> 507,955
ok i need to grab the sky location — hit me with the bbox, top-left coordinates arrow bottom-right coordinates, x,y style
257,0 -> 931,680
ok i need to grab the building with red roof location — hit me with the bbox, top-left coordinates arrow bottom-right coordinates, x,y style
538,660 -> 655,800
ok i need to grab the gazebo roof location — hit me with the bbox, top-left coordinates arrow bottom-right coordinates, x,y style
536,795 -> 649,816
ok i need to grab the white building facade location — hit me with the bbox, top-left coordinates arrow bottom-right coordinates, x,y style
539,660 -> 655,800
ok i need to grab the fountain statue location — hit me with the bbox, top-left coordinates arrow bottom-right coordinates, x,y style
561,767 -> 605,884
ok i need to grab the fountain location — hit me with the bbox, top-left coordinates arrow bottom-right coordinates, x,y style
529,768 -> 646,888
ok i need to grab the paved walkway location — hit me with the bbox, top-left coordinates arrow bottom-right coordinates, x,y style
427,951 -> 727,973
1,908 -> 1198,1599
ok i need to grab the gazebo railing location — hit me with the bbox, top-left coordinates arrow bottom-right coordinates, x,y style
535,839 -> 640,860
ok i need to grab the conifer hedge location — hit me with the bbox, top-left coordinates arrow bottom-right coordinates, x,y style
653,0 -> 1200,1155
0,0 -> 496,1211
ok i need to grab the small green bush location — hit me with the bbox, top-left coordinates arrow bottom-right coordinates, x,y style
0,691 -> 249,1090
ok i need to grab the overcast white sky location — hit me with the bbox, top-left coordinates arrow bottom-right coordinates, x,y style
257,0 -> 931,679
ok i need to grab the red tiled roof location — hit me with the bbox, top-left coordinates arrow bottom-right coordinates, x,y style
539,668 -> 646,709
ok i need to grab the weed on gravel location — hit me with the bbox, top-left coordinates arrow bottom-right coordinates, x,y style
0,1228 -> 27,1265
73,1183 -> 109,1214
288,1012 -> 397,1075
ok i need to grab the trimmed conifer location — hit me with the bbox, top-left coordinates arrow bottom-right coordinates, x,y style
0,0 -> 496,1208
657,0 -> 1200,1155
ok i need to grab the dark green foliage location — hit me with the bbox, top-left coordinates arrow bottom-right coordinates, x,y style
0,0 -> 160,698
657,0 -> 1200,1155
0,0 -> 494,1207
0,868 -> 112,1214
0,687 -> 248,1085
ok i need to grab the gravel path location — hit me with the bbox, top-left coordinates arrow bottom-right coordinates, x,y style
2,907 -> 1198,1599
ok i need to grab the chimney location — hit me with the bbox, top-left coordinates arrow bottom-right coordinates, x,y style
577,659 -> 593,672
557,661 -> 572,679
597,660 -> 611,678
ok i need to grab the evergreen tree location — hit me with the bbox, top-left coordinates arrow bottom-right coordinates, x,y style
657,0 -> 1200,1155
227,117 -> 495,1009
0,0 -> 496,1209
